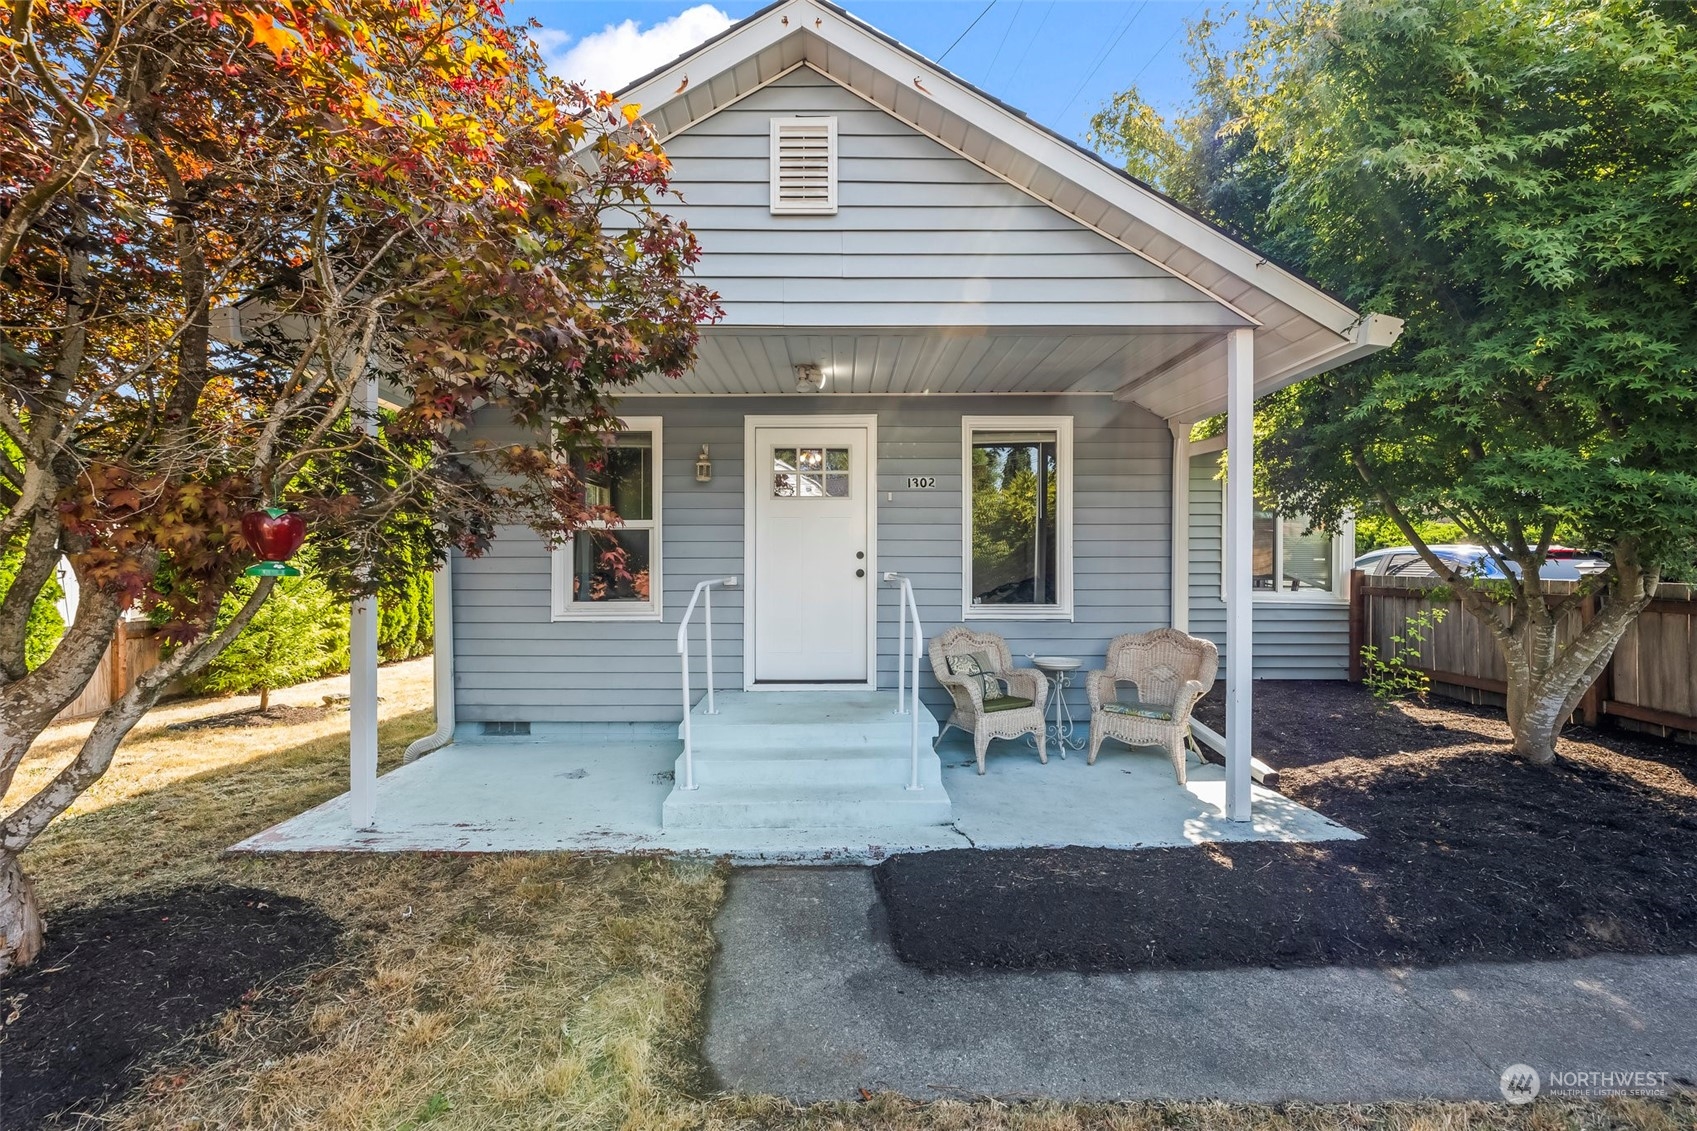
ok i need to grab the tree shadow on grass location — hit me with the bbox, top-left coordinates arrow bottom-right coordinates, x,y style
879,682 -> 1697,973
1,887 -> 341,1130
2,707 -> 433,1129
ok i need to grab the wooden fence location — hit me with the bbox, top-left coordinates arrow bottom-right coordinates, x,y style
50,619 -> 165,724
1347,571 -> 1697,742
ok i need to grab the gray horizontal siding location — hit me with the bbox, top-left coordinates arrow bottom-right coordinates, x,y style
453,395 -> 1172,725
661,69 -> 1228,329
1186,452 -> 1350,679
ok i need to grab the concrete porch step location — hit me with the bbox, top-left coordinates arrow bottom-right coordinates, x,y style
675,743 -> 944,789
662,782 -> 953,830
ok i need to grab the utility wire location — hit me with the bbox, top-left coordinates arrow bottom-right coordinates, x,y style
1003,1 -> 1056,97
1127,22 -> 1182,87
937,0 -> 998,64
1055,1 -> 1148,121
980,2 -> 1022,84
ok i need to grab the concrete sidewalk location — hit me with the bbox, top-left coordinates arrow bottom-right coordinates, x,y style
704,868 -> 1697,1103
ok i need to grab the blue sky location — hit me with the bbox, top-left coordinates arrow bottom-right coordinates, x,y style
508,1 -> 1218,153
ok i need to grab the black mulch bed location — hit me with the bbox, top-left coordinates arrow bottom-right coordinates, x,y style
1,886 -> 341,1129
875,682 -> 1697,974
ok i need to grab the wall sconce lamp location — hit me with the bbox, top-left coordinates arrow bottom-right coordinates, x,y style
695,444 -> 713,482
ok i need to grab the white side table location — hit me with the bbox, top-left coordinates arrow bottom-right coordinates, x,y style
1029,655 -> 1085,757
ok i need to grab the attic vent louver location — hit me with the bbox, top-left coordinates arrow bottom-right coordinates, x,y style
770,116 -> 837,215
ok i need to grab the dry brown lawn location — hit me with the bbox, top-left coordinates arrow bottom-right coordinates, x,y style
8,666 -> 1692,1130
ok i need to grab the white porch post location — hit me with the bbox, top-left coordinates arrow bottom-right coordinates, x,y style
350,371 -> 379,830
1169,420 -> 1191,632
1224,327 -> 1254,822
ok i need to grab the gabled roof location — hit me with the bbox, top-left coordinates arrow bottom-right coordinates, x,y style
617,0 -> 1401,420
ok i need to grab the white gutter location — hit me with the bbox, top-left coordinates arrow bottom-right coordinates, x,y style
404,554 -> 455,763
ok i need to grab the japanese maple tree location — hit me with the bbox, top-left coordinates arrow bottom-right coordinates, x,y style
1093,0 -> 1697,764
0,0 -> 718,969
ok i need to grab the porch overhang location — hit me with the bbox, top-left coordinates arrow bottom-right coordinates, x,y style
631,313 -> 1404,421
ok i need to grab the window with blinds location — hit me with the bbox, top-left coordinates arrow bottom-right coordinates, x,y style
769,116 -> 837,214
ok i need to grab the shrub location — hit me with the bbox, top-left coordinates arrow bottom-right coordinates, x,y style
1360,608 -> 1447,702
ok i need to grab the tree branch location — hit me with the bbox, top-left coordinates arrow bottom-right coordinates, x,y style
0,577 -> 277,854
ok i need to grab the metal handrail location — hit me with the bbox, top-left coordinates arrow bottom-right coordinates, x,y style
678,576 -> 738,792
885,572 -> 924,792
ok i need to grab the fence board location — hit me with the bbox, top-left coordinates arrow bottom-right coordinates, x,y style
49,621 -> 163,724
1350,572 -> 1697,741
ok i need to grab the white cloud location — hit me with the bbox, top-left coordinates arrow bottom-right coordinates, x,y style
536,5 -> 733,94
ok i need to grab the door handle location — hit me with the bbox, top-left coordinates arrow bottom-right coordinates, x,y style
855,568 -> 865,578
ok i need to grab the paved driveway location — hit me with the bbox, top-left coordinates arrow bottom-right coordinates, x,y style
704,868 -> 1697,1103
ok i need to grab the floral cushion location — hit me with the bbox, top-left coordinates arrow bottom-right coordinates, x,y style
946,650 -> 1007,702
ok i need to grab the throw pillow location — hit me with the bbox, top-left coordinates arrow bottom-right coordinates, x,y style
946,650 -> 1007,702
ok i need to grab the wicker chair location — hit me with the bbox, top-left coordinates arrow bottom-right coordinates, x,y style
929,626 -> 1048,774
1086,628 -> 1218,783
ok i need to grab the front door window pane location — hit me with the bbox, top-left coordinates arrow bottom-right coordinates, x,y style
773,447 -> 848,498
970,432 -> 1058,606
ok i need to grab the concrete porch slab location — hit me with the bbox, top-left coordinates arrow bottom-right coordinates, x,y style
231,731 -> 1356,860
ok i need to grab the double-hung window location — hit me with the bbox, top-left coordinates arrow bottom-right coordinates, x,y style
1235,506 -> 1351,602
961,416 -> 1073,620
552,418 -> 663,620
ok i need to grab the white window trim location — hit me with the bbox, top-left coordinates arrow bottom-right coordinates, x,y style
551,417 -> 664,622
961,415 -> 1074,622
1218,475 -> 1352,605
769,115 -> 838,215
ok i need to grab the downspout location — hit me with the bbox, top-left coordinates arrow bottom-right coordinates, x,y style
404,553 -> 455,762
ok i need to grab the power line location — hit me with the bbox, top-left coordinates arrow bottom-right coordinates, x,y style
938,0 -> 997,64
1003,1 -> 1056,94
1127,23 -> 1182,87
1056,1 -> 1147,122
980,2 -> 1022,84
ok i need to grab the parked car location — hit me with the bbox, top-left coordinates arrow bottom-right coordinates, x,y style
1354,544 -> 1609,580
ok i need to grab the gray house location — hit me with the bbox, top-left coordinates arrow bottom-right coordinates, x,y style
340,0 -> 1400,847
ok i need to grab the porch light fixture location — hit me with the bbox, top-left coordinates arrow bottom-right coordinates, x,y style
695,444 -> 713,482
793,363 -> 824,393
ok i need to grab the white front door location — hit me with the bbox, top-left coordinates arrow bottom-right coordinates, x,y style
750,423 -> 873,683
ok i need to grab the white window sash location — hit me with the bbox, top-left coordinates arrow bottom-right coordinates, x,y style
552,417 -> 664,621
961,415 -> 1074,621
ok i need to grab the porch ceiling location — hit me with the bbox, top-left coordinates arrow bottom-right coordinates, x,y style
630,321 -> 1399,420
630,327 -> 1211,400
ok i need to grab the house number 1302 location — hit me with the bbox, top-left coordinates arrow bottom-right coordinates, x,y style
906,476 -> 936,489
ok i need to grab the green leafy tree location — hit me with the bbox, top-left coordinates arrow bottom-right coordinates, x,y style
192,575 -> 346,711
1095,0 -> 1697,763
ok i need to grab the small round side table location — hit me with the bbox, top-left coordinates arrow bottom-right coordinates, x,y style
1030,655 -> 1085,757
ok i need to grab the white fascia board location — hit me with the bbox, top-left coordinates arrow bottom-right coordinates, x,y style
1146,312 -> 1406,422
1257,311 -> 1405,388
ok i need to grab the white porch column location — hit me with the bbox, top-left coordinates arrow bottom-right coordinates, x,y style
1169,420 -> 1191,632
1224,327 -> 1254,822
350,371 -> 379,830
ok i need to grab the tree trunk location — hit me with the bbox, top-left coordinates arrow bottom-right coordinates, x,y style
0,850 -> 44,975
1485,583 -> 1651,764
258,685 -> 270,713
